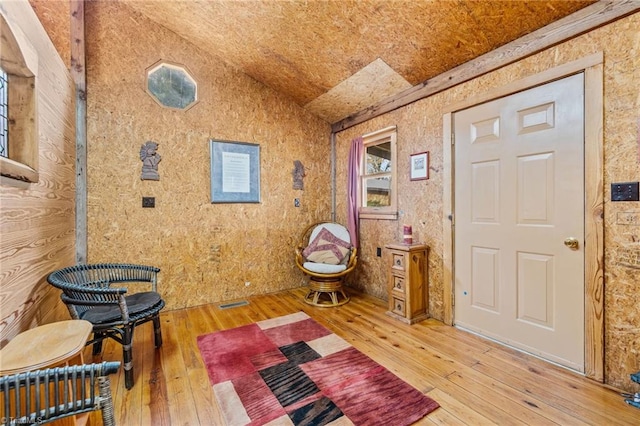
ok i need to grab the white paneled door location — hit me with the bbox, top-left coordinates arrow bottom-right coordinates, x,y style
454,73 -> 585,372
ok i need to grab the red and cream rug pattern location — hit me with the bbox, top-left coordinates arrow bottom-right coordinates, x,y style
197,312 -> 439,425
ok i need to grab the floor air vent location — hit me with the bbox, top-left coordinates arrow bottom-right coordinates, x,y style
219,300 -> 249,309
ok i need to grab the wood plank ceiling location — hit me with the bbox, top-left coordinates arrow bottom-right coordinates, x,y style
35,0 -> 598,123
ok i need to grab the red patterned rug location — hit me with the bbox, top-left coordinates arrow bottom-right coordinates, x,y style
197,312 -> 439,425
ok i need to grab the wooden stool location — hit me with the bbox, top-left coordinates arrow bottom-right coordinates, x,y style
0,320 -> 92,375
0,320 -> 93,426
303,277 -> 350,307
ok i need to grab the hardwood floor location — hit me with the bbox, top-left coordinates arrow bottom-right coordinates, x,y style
88,288 -> 640,425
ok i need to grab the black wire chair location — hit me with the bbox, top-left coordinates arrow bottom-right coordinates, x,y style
48,264 -> 165,390
0,361 -> 120,426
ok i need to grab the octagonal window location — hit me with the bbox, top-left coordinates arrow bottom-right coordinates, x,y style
146,61 -> 198,110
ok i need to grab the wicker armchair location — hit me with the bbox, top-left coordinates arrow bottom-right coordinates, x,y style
295,222 -> 357,307
47,264 -> 165,390
0,361 -> 120,426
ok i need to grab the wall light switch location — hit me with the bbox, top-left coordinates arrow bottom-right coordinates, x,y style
142,197 -> 155,208
611,182 -> 640,202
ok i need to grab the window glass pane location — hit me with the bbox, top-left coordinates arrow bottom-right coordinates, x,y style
147,63 -> 197,110
364,176 -> 391,207
365,141 -> 391,175
0,68 -> 7,158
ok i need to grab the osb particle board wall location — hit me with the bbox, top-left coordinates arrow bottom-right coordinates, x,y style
28,0 -> 70,67
335,12 -> 640,391
84,1 -> 331,311
0,0 -> 75,346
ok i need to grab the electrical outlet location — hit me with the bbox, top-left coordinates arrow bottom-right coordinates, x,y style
611,182 -> 640,202
142,197 -> 155,208
245,281 -> 251,287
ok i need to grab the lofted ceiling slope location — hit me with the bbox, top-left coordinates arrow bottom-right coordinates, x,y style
118,0 -> 595,123
29,0 -> 597,123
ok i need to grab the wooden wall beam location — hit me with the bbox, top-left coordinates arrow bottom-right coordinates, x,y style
70,0 -> 87,263
332,0 -> 640,133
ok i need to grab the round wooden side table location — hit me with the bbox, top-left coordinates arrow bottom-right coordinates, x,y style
0,320 -> 93,426
0,319 -> 93,375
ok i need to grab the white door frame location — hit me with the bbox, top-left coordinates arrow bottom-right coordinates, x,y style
442,52 -> 604,381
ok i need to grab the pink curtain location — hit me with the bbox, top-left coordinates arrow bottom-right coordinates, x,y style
347,136 -> 363,248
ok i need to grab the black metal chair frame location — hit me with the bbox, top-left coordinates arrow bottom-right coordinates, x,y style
48,264 -> 165,390
0,361 -> 120,426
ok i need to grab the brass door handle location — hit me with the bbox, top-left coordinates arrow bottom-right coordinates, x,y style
564,237 -> 579,250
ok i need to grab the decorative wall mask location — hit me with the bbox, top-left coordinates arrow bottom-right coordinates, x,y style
292,160 -> 305,190
140,141 -> 161,180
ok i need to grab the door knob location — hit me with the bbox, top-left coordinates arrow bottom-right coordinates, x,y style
564,237 -> 579,250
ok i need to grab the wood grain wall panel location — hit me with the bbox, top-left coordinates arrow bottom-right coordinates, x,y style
335,12 -> 640,392
84,1 -> 331,311
0,1 -> 75,347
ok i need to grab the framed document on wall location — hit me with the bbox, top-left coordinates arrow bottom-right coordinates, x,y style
209,140 -> 261,203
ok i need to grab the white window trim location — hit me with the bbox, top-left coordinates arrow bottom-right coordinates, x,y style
359,125 -> 398,220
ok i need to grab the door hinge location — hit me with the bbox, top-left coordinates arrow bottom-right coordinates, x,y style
451,292 -> 455,307
451,132 -> 455,145
448,213 -> 454,226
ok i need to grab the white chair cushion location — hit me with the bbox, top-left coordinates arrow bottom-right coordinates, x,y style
303,262 -> 347,274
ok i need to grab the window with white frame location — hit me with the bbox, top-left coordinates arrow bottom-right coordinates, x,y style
360,126 -> 398,220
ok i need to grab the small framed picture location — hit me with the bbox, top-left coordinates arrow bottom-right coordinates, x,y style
410,151 -> 429,181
